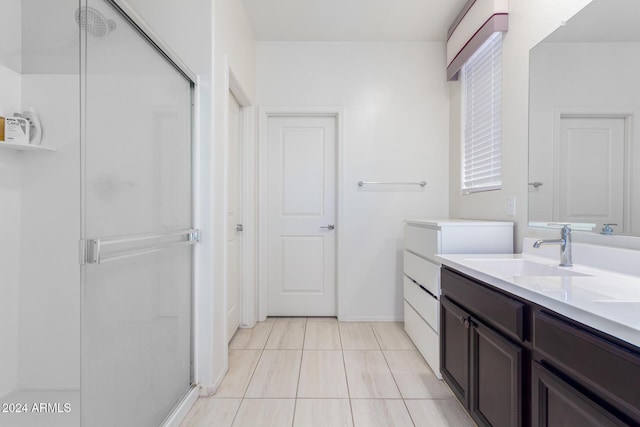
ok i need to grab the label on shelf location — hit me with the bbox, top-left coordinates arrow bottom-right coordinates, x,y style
4,117 -> 30,144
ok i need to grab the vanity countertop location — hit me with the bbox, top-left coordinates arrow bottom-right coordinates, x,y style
436,252 -> 640,348
405,218 -> 513,228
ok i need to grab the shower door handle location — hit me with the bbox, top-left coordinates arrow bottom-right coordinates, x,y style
81,228 -> 199,265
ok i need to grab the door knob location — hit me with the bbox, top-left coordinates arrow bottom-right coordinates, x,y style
236,224 -> 243,232
320,224 -> 335,230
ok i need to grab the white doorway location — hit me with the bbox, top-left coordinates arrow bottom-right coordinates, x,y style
226,91 -> 243,341
555,115 -> 628,233
260,112 -> 339,317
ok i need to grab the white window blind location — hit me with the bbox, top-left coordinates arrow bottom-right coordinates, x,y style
461,31 -> 503,193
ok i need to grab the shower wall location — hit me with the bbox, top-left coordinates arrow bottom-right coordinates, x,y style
0,65 -> 22,398
0,0 -> 21,72
0,0 -> 22,399
18,75 -> 80,389
0,0 -> 80,396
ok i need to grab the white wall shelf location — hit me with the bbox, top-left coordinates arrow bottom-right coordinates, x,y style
0,142 -> 55,152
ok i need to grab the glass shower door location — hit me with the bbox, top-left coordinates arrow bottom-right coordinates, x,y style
80,1 -> 194,426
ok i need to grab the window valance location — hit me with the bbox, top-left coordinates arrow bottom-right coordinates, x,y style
447,0 -> 509,81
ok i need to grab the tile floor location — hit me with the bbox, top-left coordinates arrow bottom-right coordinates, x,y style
180,318 -> 475,427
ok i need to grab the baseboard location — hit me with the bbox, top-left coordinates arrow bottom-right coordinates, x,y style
338,316 -> 404,322
198,365 -> 227,397
161,385 -> 199,427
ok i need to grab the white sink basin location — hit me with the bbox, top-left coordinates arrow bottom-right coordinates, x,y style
466,258 -> 591,277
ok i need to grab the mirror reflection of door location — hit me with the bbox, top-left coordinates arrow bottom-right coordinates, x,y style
555,116 -> 627,233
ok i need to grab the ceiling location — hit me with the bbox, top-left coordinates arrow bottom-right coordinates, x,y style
241,0 -> 468,42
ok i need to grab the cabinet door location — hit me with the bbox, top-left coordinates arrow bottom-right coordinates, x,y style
532,362 -> 627,427
470,318 -> 523,427
441,297 -> 471,407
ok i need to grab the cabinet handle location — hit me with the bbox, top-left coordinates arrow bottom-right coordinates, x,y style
443,297 -> 470,328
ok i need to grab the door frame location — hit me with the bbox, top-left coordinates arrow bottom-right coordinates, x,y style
225,87 -> 243,341
258,107 -> 344,321
224,60 -> 258,335
552,107 -> 637,233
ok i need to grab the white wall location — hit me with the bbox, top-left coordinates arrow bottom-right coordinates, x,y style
257,42 -> 450,320
448,0 -> 593,252
0,64 -> 22,398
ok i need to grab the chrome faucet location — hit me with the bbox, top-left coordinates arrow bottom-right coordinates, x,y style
533,225 -> 573,267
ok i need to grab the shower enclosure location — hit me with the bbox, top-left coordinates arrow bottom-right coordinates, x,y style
0,1 -> 196,426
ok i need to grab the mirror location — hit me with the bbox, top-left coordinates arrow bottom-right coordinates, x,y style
528,0 -> 640,237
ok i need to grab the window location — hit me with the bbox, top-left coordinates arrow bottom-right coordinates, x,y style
461,31 -> 503,194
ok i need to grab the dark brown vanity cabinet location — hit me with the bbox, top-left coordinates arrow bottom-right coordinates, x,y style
441,266 -> 640,427
441,268 -> 526,427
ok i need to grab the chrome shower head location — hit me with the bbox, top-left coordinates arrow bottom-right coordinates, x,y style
75,6 -> 116,38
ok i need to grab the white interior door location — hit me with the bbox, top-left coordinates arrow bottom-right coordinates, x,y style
267,115 -> 336,316
556,116 -> 626,232
227,92 -> 242,340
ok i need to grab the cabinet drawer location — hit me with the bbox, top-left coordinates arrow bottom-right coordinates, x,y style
441,268 -> 524,342
533,310 -> 640,421
404,225 -> 440,261
405,301 -> 441,379
404,250 -> 439,296
403,275 -> 438,332
532,362 -> 627,427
